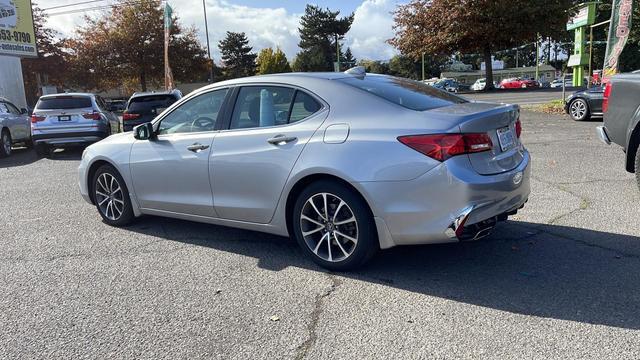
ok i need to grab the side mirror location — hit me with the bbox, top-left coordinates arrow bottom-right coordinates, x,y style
20,108 -> 28,115
133,122 -> 156,140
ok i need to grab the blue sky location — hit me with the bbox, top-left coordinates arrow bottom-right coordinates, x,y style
40,0 -> 401,62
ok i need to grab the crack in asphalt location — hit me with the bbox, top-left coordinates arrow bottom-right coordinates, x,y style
531,175 -> 591,225
295,274 -> 342,360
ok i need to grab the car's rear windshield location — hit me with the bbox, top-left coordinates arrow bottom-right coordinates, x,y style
337,75 -> 466,111
37,96 -> 92,110
127,95 -> 178,112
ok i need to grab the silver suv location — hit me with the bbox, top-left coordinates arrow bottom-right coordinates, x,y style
31,93 -> 120,155
0,97 -> 31,157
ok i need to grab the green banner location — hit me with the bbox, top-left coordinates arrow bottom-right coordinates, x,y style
603,0 -> 634,79
164,3 -> 173,30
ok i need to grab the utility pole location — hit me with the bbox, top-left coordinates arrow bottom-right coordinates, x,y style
421,52 -> 425,81
535,35 -> 540,81
335,34 -> 340,72
202,0 -> 214,82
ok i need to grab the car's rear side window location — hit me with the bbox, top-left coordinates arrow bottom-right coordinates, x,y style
338,75 -> 466,111
37,96 -> 92,110
127,95 -> 178,113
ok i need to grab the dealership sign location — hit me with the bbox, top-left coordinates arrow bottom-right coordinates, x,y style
0,0 -> 36,57
567,5 -> 596,30
603,0 -> 634,79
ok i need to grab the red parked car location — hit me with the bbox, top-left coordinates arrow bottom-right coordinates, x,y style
499,78 -> 539,89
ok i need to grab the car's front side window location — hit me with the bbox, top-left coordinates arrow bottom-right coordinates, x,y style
157,89 -> 228,135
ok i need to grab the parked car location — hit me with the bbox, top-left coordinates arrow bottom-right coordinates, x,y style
564,86 -> 603,121
432,79 -> 469,93
30,93 -> 120,156
597,72 -> 640,191
0,97 -> 31,157
78,69 -> 530,271
471,78 -> 499,91
107,99 -> 126,113
499,78 -> 539,89
122,90 -> 182,132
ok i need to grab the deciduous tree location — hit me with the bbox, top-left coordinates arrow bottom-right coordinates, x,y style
390,0 -> 577,89
20,5 -> 67,105
66,0 -> 209,92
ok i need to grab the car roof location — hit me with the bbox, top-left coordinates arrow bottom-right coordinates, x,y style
130,89 -> 181,99
40,93 -> 95,99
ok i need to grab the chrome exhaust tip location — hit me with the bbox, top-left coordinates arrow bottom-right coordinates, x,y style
445,206 -> 474,239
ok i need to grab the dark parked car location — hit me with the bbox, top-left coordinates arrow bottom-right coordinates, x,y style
564,86 -> 604,121
122,90 -> 182,132
597,72 -> 640,191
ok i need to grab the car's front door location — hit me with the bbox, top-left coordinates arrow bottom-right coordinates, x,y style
211,85 -> 327,224
129,89 -> 229,217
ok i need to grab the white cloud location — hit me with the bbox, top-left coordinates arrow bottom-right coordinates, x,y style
39,0 -> 399,62
346,0 -> 398,61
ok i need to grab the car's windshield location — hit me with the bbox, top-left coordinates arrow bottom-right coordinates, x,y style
37,96 -> 92,109
128,95 -> 178,113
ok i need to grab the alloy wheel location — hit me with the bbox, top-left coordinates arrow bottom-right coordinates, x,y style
570,100 -> 587,120
95,173 -> 125,221
299,192 -> 359,262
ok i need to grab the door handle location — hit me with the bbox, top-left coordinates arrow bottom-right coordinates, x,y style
267,135 -> 297,145
187,143 -> 210,152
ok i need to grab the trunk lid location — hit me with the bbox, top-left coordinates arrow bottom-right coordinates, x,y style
33,96 -> 99,134
428,102 -> 524,175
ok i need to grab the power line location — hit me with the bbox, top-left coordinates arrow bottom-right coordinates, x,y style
45,0 -> 161,16
42,0 -> 110,11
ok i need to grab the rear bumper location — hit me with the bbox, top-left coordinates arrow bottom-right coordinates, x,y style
32,130 -> 108,145
596,126 -> 611,145
356,149 -> 531,248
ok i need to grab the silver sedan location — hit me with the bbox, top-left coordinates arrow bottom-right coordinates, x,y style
78,69 -> 531,270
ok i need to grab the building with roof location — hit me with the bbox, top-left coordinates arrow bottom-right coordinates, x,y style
441,65 -> 558,85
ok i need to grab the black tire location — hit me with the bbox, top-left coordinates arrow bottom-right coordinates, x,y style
568,98 -> 590,121
292,180 -> 378,271
35,143 -> 49,157
92,164 -> 135,226
635,145 -> 640,192
0,129 -> 12,157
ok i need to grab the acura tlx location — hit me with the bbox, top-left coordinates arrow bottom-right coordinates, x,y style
78,67 -> 530,270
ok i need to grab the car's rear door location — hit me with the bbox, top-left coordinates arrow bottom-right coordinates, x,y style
1,101 -> 27,141
211,85 -> 328,224
129,89 -> 229,217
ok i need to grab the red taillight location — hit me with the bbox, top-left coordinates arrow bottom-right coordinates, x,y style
603,82 -> 612,113
398,133 -> 493,161
82,111 -> 101,120
123,113 -> 140,121
515,119 -> 522,138
31,114 -> 45,123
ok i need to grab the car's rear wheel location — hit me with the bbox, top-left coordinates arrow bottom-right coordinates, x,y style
0,129 -> 12,157
569,98 -> 590,121
292,180 -> 378,271
92,164 -> 134,226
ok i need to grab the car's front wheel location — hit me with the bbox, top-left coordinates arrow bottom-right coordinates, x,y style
92,164 -> 134,226
569,98 -> 590,121
0,129 -> 12,157
292,180 -> 378,271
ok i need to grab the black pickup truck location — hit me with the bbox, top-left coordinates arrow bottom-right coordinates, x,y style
597,71 -> 640,191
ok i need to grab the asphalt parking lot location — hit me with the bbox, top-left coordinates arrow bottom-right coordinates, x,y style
1,110 -> 639,359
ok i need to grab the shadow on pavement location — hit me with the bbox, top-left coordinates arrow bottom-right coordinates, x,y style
0,147 -> 83,168
124,216 -> 640,330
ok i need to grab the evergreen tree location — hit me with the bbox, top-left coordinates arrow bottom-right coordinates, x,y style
256,47 -> 292,74
342,47 -> 356,69
295,5 -> 354,71
218,31 -> 257,78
